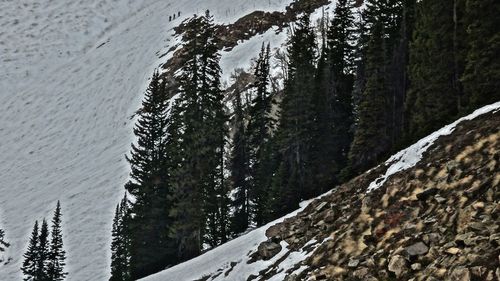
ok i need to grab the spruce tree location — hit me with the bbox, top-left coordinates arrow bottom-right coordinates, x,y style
311,0 -> 356,187
271,13 -> 317,218
348,22 -> 391,173
110,194 -> 132,281
0,227 -> 9,254
247,44 -> 275,226
461,0 -> 500,109
36,219 -> 50,281
406,0 -> 465,140
229,90 -> 251,235
125,69 -> 175,278
170,10 -> 228,259
47,201 -> 67,281
22,221 -> 39,281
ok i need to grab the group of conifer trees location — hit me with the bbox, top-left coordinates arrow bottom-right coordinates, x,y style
21,201 -> 67,281
111,0 -> 499,279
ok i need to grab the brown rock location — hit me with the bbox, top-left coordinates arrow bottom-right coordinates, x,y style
448,267 -> 470,281
388,255 -> 407,278
257,241 -> 282,260
445,247 -> 461,255
265,224 -> 282,239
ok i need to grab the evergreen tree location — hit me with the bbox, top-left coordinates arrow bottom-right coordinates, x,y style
124,69 -> 175,278
388,0 -> 416,148
47,201 -> 67,281
462,0 -> 500,109
348,22 -> 391,173
247,44 -> 275,226
169,10 -> 228,259
312,0 -> 356,186
348,0 -> 406,174
271,13 -> 317,218
229,90 -> 251,235
0,227 -> 9,253
405,0 -> 465,140
36,219 -> 50,281
110,194 -> 132,281
22,221 -> 39,281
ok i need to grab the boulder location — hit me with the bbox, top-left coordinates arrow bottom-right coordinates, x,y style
388,255 -> 408,278
404,242 -> 429,258
257,241 -> 282,260
449,267 -> 470,281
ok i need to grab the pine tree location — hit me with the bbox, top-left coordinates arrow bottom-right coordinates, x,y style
110,194 -> 132,281
0,227 -> 8,253
47,201 -> 67,281
36,219 -> 50,281
229,90 -> 251,235
348,0 -> 407,174
461,0 -> 500,109
312,0 -> 357,186
388,0 -> 416,148
22,221 -> 39,281
271,13 -> 317,218
124,69 -> 175,278
405,0 -> 465,140
247,44 -> 275,226
170,10 -> 228,259
348,22 -> 391,173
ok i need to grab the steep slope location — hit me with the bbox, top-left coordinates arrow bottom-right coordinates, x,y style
143,102 -> 500,281
0,0 -> 304,280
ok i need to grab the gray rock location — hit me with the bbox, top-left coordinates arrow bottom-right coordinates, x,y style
257,241 -> 282,260
404,242 -> 429,258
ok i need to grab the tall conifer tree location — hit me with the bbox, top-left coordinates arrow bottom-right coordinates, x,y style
125,69 -> 175,278
169,10 -> 228,259
247,44 -> 275,226
349,22 -> 390,173
47,201 -> 67,281
271,13 -> 317,218
110,194 -> 132,281
22,221 -> 39,281
312,0 -> 356,186
229,90 -> 251,235
36,219 -> 50,281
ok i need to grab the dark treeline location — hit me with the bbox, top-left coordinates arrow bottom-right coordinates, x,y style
111,0 -> 499,279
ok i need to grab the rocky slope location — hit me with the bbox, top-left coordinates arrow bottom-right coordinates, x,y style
261,107 -> 500,281
145,103 -> 499,280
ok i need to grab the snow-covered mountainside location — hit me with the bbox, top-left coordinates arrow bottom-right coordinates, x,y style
143,102 -> 500,281
0,0 -> 301,280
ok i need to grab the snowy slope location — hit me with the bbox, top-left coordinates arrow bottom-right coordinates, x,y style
0,0 -> 295,280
